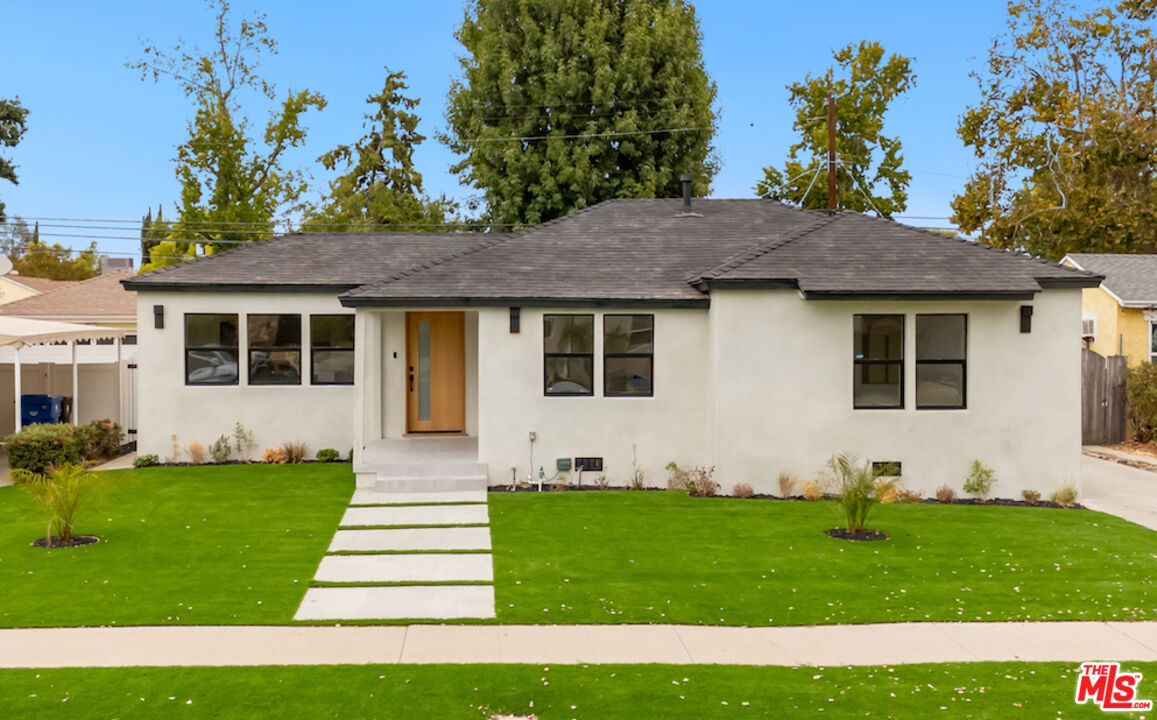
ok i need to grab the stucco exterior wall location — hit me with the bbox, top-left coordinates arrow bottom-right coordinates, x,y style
135,292 -> 356,459
0,277 -> 42,306
475,307 -> 710,487
1118,306 -> 1149,366
709,289 -> 1083,497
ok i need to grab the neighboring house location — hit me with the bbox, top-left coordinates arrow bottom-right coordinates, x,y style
0,273 -> 75,306
0,270 -> 138,436
124,196 -> 1100,496
1062,253 -> 1157,365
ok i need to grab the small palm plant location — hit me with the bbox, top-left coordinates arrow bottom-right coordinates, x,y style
14,464 -> 100,547
827,453 -> 883,535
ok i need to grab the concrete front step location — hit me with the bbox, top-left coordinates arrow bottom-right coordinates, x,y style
349,489 -> 488,506
372,476 -> 487,494
294,585 -> 496,621
340,504 -> 489,528
314,553 -> 494,583
356,461 -> 488,478
329,527 -> 492,552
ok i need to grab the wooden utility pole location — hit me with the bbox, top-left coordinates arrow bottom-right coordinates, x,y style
827,94 -> 837,213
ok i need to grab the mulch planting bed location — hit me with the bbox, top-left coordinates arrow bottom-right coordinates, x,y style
31,535 -> 99,549
824,528 -> 890,542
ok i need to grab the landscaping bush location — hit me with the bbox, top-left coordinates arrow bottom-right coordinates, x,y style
84,420 -> 123,460
232,423 -> 256,461
935,484 -> 957,503
263,447 -> 287,464
732,483 -> 755,498
5,423 -> 87,474
133,454 -> 160,468
1126,362 -> 1157,442
315,448 -> 340,463
15,463 -> 100,545
209,435 -> 231,464
282,441 -> 307,464
187,441 -> 206,465
825,452 -> 882,534
802,479 -> 823,501
665,462 -> 717,496
777,472 -> 798,498
1022,489 -> 1041,505
963,460 -> 997,501
1051,482 -> 1079,508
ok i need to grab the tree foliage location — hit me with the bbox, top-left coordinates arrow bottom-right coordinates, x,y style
1,216 -> 37,258
0,98 -> 29,223
443,0 -> 719,227
755,41 -> 915,217
130,0 -> 325,269
952,0 -> 1157,259
11,240 -> 100,281
306,69 -> 453,232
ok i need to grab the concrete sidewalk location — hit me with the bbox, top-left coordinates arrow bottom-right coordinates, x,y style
0,621 -> 1154,668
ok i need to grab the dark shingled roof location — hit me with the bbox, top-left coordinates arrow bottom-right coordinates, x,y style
123,199 -> 1100,304
1063,253 -> 1157,306
121,233 -> 499,291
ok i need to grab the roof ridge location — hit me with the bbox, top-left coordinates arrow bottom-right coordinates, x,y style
693,211 -> 837,282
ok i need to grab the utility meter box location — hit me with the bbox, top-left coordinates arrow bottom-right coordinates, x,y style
556,457 -> 572,472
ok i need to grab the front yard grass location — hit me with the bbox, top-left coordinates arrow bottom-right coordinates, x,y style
0,464 -> 350,628
2,662 -> 1152,718
489,491 -> 1156,626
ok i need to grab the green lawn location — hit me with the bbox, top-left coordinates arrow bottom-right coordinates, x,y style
0,464 -> 351,627
489,491 -> 1157,626
2,662 -> 1153,718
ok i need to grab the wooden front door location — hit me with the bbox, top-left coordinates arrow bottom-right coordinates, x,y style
405,311 -> 466,433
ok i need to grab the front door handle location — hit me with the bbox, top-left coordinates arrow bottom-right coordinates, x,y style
409,366 -> 414,392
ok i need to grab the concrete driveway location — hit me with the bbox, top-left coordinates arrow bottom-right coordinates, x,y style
1081,454 -> 1157,531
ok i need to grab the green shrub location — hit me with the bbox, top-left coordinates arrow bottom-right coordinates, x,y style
1022,489 -> 1042,505
316,448 -> 340,463
5,423 -> 87,474
826,452 -> 881,534
133,454 -> 160,468
1126,362 -> 1157,442
84,420 -> 123,460
963,460 -> 997,501
16,463 -> 100,544
209,435 -> 231,463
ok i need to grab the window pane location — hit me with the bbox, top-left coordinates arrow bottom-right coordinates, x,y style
187,350 -> 239,384
544,315 -> 593,353
605,356 -> 652,396
605,315 -> 653,354
186,314 -> 238,348
917,363 -> 964,408
854,315 -> 903,361
418,321 -> 431,420
312,315 -> 354,348
249,350 -> 301,384
312,349 -> 354,384
917,315 -> 966,360
545,357 -> 593,395
249,314 -> 301,348
854,363 -> 902,408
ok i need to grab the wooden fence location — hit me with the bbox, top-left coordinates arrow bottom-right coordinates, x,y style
1081,348 -> 1126,445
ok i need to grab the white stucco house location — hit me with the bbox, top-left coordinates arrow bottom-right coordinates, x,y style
122,195 -> 1101,497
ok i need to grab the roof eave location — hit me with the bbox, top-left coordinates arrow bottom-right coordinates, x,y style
339,295 -> 710,309
1036,276 -> 1103,289
121,281 -> 362,293
799,290 -> 1039,302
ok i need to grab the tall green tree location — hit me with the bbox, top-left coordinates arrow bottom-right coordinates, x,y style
952,0 -> 1157,259
755,41 -> 915,217
306,69 -> 454,232
443,0 -> 719,227
0,98 -> 29,223
11,240 -> 100,281
130,0 -> 325,268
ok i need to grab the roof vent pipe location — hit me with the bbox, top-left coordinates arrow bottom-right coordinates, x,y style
681,174 -> 692,212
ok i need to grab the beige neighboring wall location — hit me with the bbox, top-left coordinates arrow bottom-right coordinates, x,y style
0,275 -> 74,306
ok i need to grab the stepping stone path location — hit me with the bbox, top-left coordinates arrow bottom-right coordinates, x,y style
295,488 -> 496,621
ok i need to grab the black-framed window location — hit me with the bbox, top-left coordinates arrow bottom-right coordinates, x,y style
185,313 -> 239,386
854,314 -> 904,409
916,314 -> 967,409
311,314 -> 355,385
604,314 -> 653,397
248,314 -> 301,385
544,314 -> 594,396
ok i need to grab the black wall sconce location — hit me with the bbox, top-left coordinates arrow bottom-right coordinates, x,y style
510,307 -> 521,333
153,304 -> 165,329
1020,305 -> 1033,333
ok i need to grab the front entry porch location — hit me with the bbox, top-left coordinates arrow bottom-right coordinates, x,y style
353,436 -> 486,492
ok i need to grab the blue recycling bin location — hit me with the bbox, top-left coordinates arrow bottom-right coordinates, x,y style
21,395 -> 64,426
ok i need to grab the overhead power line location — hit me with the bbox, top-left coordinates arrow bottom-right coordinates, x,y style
464,126 -> 707,143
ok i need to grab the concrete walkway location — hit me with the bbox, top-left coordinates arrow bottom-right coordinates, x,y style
295,489 -> 496,621
0,621 -> 1154,668
1081,454 -> 1157,531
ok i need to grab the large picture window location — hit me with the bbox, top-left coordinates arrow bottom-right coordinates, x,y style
604,314 -> 653,397
853,315 -> 904,409
248,314 -> 302,385
185,314 -> 239,386
916,314 -> 967,409
544,314 -> 594,396
311,314 -> 355,385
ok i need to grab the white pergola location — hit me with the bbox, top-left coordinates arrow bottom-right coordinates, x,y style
0,317 -> 126,431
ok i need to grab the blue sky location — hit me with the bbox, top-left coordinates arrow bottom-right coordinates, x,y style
1,1 -> 1020,263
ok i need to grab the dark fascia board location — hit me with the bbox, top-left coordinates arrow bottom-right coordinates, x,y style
1035,276 -> 1104,289
121,281 -> 362,293
339,295 -> 710,309
800,289 -> 1038,301
698,278 -> 800,291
